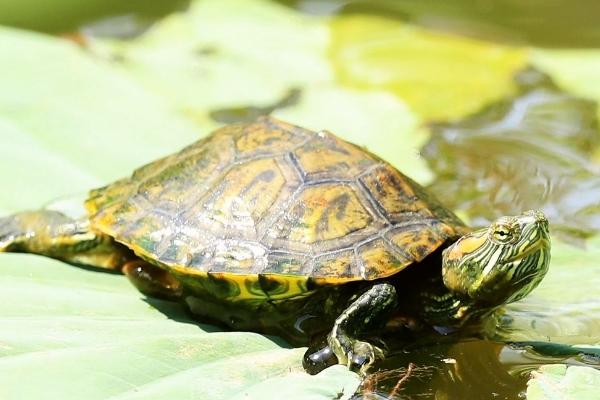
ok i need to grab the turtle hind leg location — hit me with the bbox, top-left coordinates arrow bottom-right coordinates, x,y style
122,260 -> 183,301
325,283 -> 399,375
0,210 -> 131,271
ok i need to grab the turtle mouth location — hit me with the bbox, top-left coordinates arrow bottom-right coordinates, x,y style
506,237 -> 550,263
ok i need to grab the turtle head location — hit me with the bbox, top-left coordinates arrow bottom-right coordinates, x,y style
441,210 -> 550,315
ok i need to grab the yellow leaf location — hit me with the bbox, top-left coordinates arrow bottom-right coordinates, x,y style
330,15 -> 527,120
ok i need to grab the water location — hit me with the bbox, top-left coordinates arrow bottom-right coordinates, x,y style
423,67 -> 600,243
351,339 -> 600,399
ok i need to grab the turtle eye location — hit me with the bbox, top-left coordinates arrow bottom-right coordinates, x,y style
491,223 -> 516,244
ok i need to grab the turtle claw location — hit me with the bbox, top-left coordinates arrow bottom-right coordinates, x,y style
348,340 -> 385,376
303,343 -> 339,375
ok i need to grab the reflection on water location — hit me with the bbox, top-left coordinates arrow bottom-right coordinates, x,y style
422,68 -> 600,244
351,339 -> 600,400
499,299 -> 600,345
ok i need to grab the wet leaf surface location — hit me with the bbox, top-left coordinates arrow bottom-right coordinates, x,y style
354,340 -> 530,400
498,235 -> 600,346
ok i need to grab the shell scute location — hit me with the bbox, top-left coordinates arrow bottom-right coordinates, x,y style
208,241 -> 267,274
233,117 -> 311,157
202,158 -> 286,229
264,252 -> 308,275
312,249 -> 358,279
385,221 -> 456,263
274,183 -> 373,244
359,165 -> 435,223
357,238 -> 411,280
293,131 -> 376,181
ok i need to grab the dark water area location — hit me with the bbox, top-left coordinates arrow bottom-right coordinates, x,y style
351,339 -> 600,400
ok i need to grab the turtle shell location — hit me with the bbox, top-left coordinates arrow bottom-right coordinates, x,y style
85,117 -> 466,287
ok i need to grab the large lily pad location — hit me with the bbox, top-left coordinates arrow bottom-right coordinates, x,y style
0,255 -> 359,400
87,0 -> 332,127
0,26 -> 202,211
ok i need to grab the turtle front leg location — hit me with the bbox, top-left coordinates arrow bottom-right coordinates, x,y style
0,210 -> 131,270
328,283 -> 398,375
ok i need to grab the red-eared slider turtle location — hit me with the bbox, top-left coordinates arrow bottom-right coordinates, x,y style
0,117 -> 550,374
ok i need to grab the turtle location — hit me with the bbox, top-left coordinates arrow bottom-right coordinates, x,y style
0,116 -> 550,375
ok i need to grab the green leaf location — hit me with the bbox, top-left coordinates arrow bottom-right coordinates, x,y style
87,0 -> 332,125
0,26 -> 201,212
527,364 -> 600,400
0,255 -> 359,400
